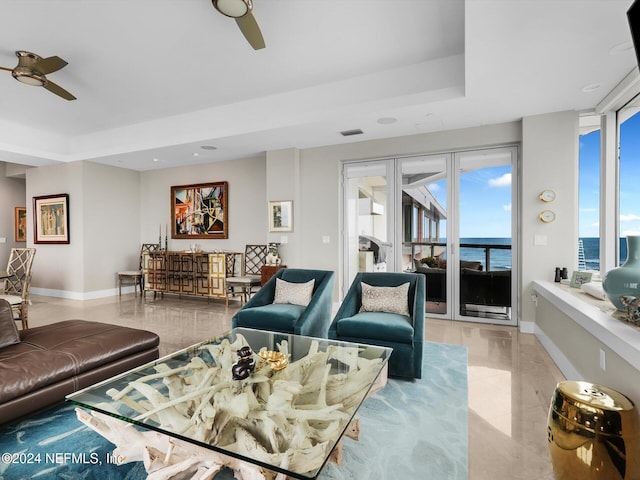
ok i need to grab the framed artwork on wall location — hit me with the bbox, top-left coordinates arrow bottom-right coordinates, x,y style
33,194 -> 70,244
268,200 -> 293,232
172,182 -> 228,239
14,207 -> 26,242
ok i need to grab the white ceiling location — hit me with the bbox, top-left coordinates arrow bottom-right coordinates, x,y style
0,0 -> 637,171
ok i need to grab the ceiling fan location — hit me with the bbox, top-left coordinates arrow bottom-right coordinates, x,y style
212,0 -> 265,50
0,50 -> 76,101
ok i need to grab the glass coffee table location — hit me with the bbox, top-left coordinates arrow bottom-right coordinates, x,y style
67,328 -> 391,479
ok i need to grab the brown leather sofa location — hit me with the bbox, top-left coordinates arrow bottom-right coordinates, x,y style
0,299 -> 159,424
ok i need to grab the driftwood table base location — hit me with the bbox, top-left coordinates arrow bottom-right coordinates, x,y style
77,409 -> 364,480
71,335 -> 389,480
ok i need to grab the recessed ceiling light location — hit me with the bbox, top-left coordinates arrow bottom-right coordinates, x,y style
201,145 -> 217,150
609,41 -> 634,55
153,158 -> 159,162
193,152 -> 200,157
581,83 -> 601,93
377,117 -> 397,125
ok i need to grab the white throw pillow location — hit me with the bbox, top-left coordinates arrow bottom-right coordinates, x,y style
273,278 -> 315,306
359,282 -> 410,316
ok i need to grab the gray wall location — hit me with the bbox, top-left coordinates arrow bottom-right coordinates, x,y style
139,155 -> 267,252
299,121 -> 523,298
536,294 -> 640,410
26,161 -> 139,298
17,114 -> 582,330
521,111 -> 579,329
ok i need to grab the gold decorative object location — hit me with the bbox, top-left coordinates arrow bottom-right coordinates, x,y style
548,381 -> 640,480
257,349 -> 289,371
539,189 -> 557,202
539,209 -> 556,223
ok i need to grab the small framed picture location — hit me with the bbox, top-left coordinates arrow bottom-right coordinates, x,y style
269,200 -> 293,232
14,207 -> 26,242
570,271 -> 592,288
33,194 -> 70,244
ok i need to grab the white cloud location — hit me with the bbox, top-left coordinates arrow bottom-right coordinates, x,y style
488,173 -> 511,187
503,204 -> 511,212
428,183 -> 441,192
620,214 -> 640,222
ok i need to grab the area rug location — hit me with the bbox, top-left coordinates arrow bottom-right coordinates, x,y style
0,341 -> 468,480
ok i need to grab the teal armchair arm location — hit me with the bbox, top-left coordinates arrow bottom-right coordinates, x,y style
294,270 -> 335,338
232,269 -> 335,338
329,272 -> 425,379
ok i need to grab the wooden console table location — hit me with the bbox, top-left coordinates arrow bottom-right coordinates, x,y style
143,251 -> 239,305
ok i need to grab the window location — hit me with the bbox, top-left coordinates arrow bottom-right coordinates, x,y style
581,69 -> 640,276
617,94 -> 640,265
578,115 -> 601,271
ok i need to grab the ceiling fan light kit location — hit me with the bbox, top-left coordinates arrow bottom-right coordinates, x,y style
0,50 -> 76,100
212,0 -> 265,50
213,0 -> 252,18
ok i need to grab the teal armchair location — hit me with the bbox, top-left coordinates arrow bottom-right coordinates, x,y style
231,268 -> 335,338
328,272 -> 425,379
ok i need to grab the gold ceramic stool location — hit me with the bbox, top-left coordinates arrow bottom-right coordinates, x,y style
547,381 -> 640,479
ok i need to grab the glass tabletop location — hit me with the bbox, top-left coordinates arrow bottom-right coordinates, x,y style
67,327 -> 391,479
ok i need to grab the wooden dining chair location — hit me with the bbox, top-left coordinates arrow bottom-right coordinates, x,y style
0,247 -> 36,330
118,243 -> 160,297
226,244 -> 268,304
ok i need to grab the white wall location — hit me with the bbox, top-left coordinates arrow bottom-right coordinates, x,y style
17,114 -> 581,326
139,156 -> 267,253
266,149 -> 301,266
0,162 -> 27,267
83,162 -> 140,292
26,161 -> 140,298
299,122 -> 522,297
521,111 -> 579,328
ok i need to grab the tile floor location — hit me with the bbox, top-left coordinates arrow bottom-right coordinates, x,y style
27,293 -> 565,480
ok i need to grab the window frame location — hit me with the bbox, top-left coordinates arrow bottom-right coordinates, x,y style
595,68 -> 640,275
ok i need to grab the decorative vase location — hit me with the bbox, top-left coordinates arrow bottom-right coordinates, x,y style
603,235 -> 640,311
266,242 -> 281,265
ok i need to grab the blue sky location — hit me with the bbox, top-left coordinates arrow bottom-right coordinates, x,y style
428,164 -> 512,238
579,110 -> 640,237
422,108 -> 640,241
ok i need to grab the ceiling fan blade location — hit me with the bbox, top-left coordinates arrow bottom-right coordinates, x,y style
43,80 -> 76,101
236,12 -> 265,50
0,66 -> 12,72
33,56 -> 68,75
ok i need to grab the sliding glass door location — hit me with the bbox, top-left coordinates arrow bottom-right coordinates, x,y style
343,160 -> 396,292
343,146 -> 518,325
400,153 -> 450,316
455,148 -> 516,324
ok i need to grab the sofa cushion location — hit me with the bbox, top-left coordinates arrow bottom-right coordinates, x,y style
273,278 -> 315,306
336,312 -> 414,344
0,320 -> 159,405
234,303 -> 306,333
0,299 -> 20,349
360,282 -> 410,316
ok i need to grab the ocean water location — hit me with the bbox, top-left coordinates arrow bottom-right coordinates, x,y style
459,237 -> 512,271
580,237 -> 628,271
429,237 -> 626,272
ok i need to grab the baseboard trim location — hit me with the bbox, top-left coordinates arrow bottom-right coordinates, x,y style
534,323 -> 582,381
30,286 -> 125,300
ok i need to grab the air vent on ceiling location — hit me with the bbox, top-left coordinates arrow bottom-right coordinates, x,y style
340,129 -> 364,137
